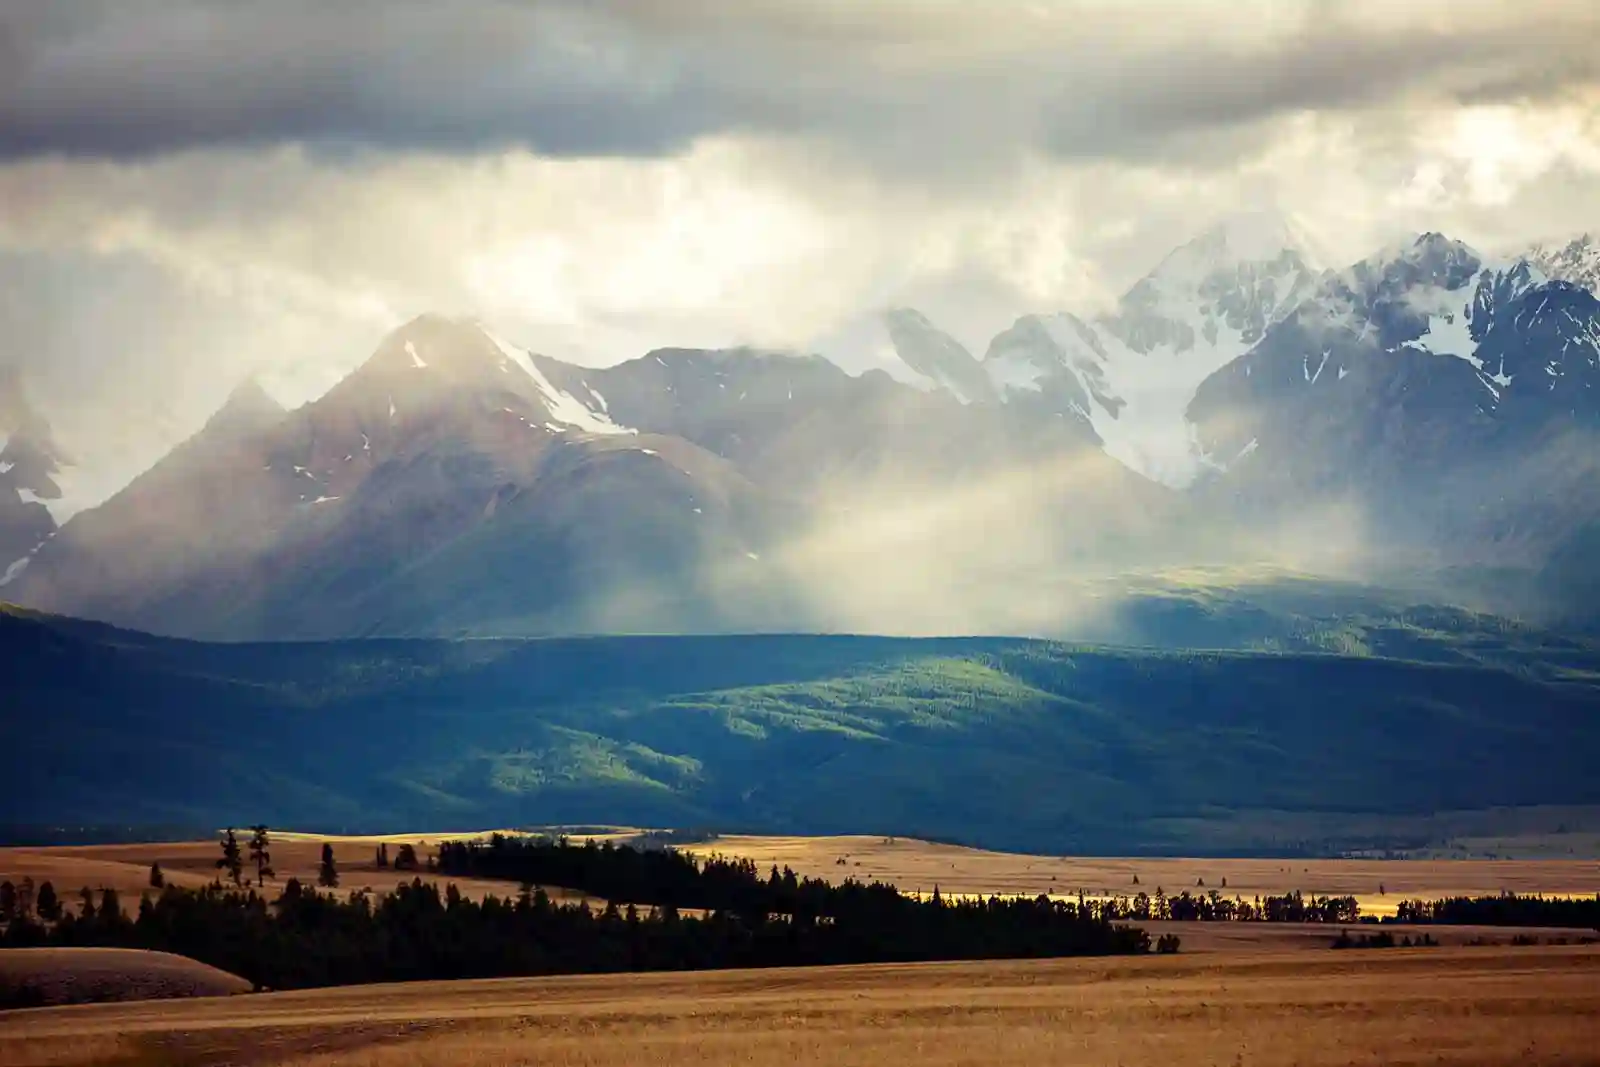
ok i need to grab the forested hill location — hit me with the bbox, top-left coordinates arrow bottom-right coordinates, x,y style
5,604 -> 1600,854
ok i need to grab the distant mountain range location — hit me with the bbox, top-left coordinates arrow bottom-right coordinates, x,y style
5,217 -> 1600,638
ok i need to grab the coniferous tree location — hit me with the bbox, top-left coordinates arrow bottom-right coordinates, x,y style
149,863 -> 165,889
34,882 -> 60,922
318,843 -> 340,888
248,825 -> 275,887
78,886 -> 96,921
376,843 -> 390,869
217,828 -> 244,886
16,877 -> 34,919
99,888 -> 121,924
0,880 -> 15,921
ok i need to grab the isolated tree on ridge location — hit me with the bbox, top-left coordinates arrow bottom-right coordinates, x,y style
318,843 -> 339,888
149,863 -> 165,889
217,827 -> 244,886
248,825 -> 275,887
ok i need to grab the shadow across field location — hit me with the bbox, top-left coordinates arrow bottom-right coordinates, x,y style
2,948 -> 1596,1067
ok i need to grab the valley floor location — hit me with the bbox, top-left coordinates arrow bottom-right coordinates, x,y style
5,832 -> 1598,920
3,947 -> 1597,1066
677,834 -> 1600,918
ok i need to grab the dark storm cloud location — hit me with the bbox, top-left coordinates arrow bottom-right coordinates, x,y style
1,1 -> 1597,167
1041,15 -> 1600,162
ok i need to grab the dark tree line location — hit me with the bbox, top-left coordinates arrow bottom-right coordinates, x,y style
1393,893 -> 1600,928
438,837 -> 1365,925
2,834 -> 1591,997
0,872 -> 1150,991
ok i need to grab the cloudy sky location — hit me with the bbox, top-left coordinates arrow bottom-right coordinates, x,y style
3,0 -> 1600,506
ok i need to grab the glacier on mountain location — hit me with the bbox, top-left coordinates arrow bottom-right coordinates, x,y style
890,211 -> 1328,486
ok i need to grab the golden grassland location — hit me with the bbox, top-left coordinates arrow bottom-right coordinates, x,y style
2,947 -> 1597,1066
4,831 -> 1597,924
0,948 -> 250,1006
681,834 -> 1600,917
7,831 -> 1598,921
0,837 -> 601,916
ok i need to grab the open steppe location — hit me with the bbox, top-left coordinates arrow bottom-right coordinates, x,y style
6,831 -> 1596,920
679,834 -> 1600,917
2,947 -> 1597,1066
0,836 -> 600,915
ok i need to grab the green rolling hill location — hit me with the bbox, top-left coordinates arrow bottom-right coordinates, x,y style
7,596 -> 1600,855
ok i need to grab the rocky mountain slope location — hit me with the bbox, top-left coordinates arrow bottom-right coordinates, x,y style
1186,234 -> 1600,572
1526,234 -> 1600,295
11,314 -> 1166,638
10,317 -> 786,638
10,218 -> 1600,638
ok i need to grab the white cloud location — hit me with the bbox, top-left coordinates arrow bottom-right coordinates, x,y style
1,3 -> 1599,514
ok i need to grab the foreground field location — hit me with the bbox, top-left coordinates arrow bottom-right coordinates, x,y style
2,947 -> 1596,1066
681,834 -> 1600,917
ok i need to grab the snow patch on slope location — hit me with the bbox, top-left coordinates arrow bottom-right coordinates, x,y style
0,555 -> 29,587
481,328 -> 636,436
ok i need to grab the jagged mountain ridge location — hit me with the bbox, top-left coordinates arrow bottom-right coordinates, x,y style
10,316 -> 787,637
1525,234 -> 1600,295
886,212 -> 1328,486
1186,233 -> 1600,570
10,220 -> 1600,637
11,314 -> 1164,638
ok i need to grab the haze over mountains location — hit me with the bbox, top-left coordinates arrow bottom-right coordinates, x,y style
5,214 -> 1600,639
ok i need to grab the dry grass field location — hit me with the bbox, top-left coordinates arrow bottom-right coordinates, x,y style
0,948 -> 250,1007
3,833 -> 1596,1063
7,831 -> 1596,921
0,837 -> 601,916
2,947 -> 1596,1066
683,835 -> 1600,917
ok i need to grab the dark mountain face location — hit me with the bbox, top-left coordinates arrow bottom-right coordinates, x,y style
1187,236 -> 1600,572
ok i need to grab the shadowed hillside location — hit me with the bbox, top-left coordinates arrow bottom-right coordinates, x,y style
5,603 -> 1600,854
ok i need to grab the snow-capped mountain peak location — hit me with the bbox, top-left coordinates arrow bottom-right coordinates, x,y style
1525,234 -> 1600,295
1299,234 -> 1546,398
977,215 -> 1326,486
335,315 -> 635,437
